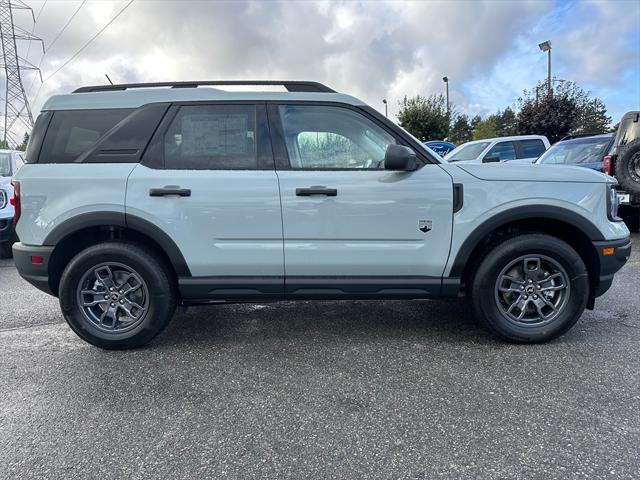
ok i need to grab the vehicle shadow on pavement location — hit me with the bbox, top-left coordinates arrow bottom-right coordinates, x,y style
151,299 -> 502,349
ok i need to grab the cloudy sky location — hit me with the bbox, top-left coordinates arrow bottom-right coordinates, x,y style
8,0 -> 640,130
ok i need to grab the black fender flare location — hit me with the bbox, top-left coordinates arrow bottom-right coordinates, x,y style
43,211 -> 191,276
448,205 -> 604,278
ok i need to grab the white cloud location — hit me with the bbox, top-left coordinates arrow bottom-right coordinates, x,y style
2,0 -> 637,144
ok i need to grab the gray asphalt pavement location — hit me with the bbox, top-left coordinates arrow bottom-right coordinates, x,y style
1,236 -> 639,479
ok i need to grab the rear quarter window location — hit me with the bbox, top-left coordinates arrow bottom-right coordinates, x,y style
39,109 -> 133,163
518,139 -> 546,158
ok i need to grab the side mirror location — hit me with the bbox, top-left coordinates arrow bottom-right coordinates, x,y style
483,155 -> 500,163
384,145 -> 418,171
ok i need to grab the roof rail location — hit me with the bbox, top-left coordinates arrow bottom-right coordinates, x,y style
73,80 -> 336,94
559,132 -> 612,141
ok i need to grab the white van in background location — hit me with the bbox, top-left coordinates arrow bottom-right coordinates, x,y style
446,135 -> 550,164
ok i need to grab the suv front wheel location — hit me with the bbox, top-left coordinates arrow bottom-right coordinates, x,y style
471,234 -> 589,343
59,242 -> 177,349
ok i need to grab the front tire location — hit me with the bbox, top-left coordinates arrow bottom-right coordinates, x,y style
471,234 -> 589,343
59,242 -> 177,349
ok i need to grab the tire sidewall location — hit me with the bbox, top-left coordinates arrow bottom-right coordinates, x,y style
59,243 -> 175,349
473,235 -> 589,342
616,141 -> 640,195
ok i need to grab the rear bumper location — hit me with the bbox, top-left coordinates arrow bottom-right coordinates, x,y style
12,242 -> 55,295
593,236 -> 632,297
0,217 -> 13,243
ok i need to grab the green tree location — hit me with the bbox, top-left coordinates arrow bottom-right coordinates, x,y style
17,132 -> 29,151
397,94 -> 450,141
473,117 -> 499,140
572,98 -> 611,135
449,114 -> 473,144
498,107 -> 517,136
517,95 -> 577,143
516,79 -> 611,141
0,139 -> 9,150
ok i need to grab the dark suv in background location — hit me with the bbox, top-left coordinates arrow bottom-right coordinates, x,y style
536,133 -> 614,172
604,112 -> 640,232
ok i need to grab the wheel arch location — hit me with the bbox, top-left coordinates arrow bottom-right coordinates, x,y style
450,206 -> 603,308
45,212 -> 190,296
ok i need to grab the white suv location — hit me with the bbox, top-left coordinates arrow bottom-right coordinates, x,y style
446,135 -> 550,164
0,150 -> 24,257
12,81 -> 630,349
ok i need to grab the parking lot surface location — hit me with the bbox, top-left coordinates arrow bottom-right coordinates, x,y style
1,235 -> 639,479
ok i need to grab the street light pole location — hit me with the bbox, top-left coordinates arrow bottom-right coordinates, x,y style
538,40 -> 552,95
382,99 -> 388,118
442,76 -> 449,115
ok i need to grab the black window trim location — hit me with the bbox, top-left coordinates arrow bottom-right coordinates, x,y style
142,101 -> 274,171
25,110 -> 53,164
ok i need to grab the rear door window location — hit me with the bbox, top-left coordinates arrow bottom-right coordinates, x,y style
518,139 -> 546,158
163,105 -> 257,169
40,109 -> 133,163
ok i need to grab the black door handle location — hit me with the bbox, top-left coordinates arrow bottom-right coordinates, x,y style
149,186 -> 191,197
296,186 -> 337,196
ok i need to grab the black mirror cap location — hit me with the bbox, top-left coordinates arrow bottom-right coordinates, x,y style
483,155 -> 500,163
384,144 -> 418,171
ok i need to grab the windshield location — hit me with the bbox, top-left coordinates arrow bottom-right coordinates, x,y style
446,142 -> 490,162
536,137 -> 611,165
0,153 -> 11,176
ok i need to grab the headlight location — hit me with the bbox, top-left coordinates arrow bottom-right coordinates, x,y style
607,184 -> 622,222
0,190 -> 6,209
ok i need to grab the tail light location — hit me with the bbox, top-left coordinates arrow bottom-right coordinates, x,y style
9,180 -> 20,228
602,155 -> 613,176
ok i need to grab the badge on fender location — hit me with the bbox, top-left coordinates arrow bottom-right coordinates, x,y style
419,219 -> 432,233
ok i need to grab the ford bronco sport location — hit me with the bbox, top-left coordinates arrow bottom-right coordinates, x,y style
12,81 -> 631,349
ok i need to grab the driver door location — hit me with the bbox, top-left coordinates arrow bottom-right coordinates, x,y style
269,104 -> 453,298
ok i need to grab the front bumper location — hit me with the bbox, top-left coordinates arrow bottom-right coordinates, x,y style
593,236 -> 632,297
12,242 -> 55,295
0,216 -> 14,243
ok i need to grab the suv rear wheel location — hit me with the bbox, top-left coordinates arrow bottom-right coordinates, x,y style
616,139 -> 640,195
59,242 -> 177,349
471,234 -> 589,343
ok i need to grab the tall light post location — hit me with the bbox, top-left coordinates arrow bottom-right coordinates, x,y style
382,99 -> 388,117
538,40 -> 552,95
442,76 -> 449,116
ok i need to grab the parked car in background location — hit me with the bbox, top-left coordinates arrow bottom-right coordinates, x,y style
445,135 -> 549,164
603,112 -> 640,232
423,140 -> 455,157
0,150 -> 24,257
535,133 -> 614,172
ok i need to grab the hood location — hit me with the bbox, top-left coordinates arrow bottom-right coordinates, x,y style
0,176 -> 11,188
456,163 -> 614,183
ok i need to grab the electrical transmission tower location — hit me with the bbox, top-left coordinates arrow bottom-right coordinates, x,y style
0,0 -> 43,147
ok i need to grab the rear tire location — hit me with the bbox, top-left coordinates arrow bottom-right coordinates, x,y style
471,234 -> 589,343
59,241 -> 177,349
616,139 -> 640,195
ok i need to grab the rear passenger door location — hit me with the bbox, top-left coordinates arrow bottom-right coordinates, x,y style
125,103 -> 284,299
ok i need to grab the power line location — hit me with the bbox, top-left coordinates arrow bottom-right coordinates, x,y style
24,0 -> 47,63
34,0 -> 47,22
45,0 -> 86,54
42,0 -> 134,83
26,0 -> 86,100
